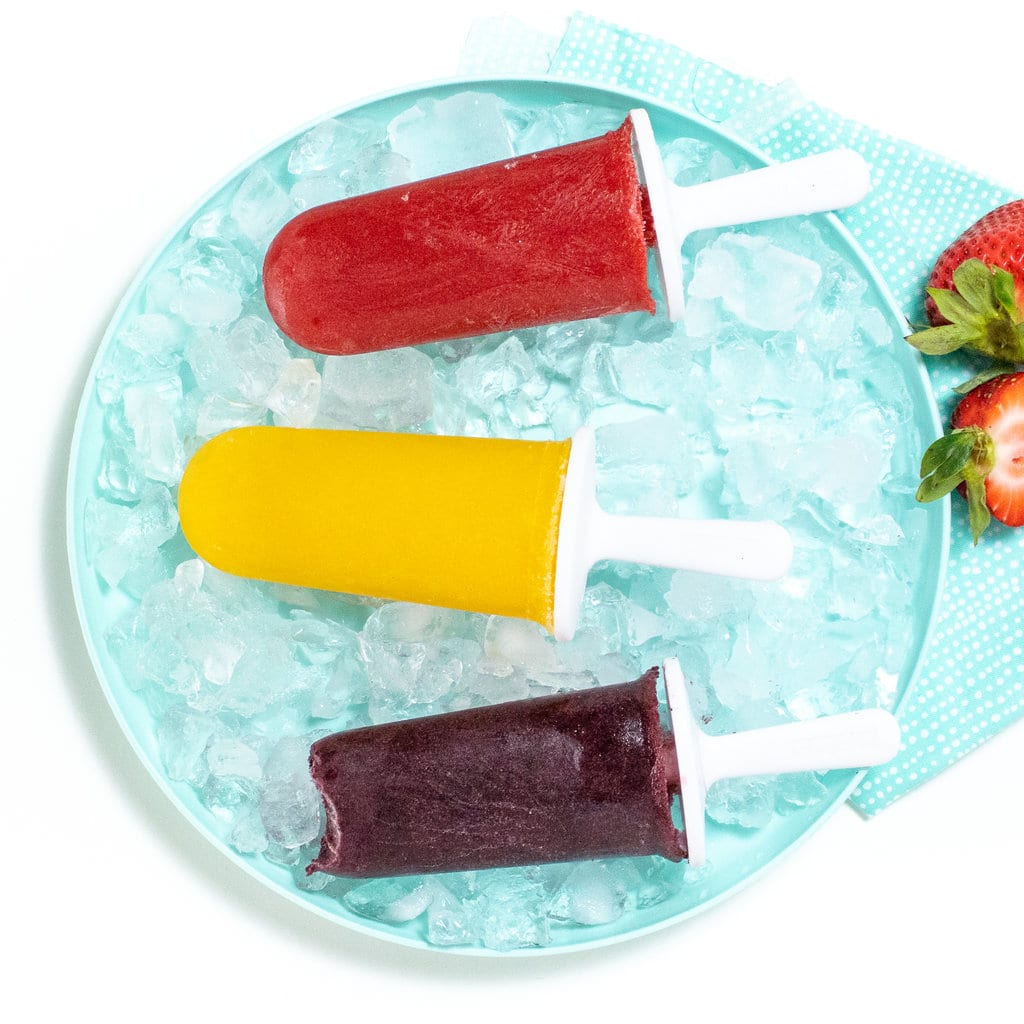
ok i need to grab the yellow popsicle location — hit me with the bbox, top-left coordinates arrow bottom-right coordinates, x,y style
178,427 -> 571,630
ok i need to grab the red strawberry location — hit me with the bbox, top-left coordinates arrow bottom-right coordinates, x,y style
917,372 -> 1024,542
906,199 -> 1024,364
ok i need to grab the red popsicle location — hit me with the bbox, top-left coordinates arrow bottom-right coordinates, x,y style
307,668 -> 684,877
264,119 -> 656,355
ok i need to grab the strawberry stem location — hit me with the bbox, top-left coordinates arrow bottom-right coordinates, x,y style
917,426 -> 996,542
906,259 -> 1024,362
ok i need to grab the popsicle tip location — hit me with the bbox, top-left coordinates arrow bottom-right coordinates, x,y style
741,520 -> 793,581
861,708 -> 902,764
837,147 -> 872,204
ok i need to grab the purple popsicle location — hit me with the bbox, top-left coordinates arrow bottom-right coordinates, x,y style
307,669 -> 685,878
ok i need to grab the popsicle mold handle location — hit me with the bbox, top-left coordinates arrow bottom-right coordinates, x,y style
629,107 -> 871,323
662,657 -> 901,868
698,707 -> 902,789
590,511 -> 793,582
672,148 -> 872,238
552,426 -> 793,641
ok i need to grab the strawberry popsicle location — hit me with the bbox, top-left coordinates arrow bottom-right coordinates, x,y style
177,425 -> 793,640
307,659 -> 901,877
264,107 -> 871,354
264,118 -> 654,355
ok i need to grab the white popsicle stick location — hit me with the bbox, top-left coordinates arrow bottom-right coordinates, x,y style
629,108 -> 872,322
662,657 -> 901,868
552,427 -> 793,640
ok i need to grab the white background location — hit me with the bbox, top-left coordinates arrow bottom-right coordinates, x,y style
5,2 -> 1023,1021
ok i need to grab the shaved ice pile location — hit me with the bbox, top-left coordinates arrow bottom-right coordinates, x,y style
78,90 -> 933,949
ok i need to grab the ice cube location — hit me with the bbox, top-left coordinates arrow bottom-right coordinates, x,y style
776,772 -> 829,812
289,172 -> 345,211
186,315 -> 292,406
426,886 -> 476,946
470,874 -> 550,951
156,706 -> 216,785
343,877 -> 436,923
122,378 -> 185,484
288,116 -> 381,176
454,335 -> 535,411
229,805 -> 270,855
318,348 -> 433,429
96,314 -> 184,405
207,738 -> 262,780
258,736 -> 323,849
388,92 -> 515,177
608,335 -> 705,410
689,232 -> 822,331
665,571 -> 756,632
346,144 -> 412,193
85,484 -> 179,588
510,102 -> 622,154
482,616 -> 565,674
211,636 -> 308,717
148,236 -> 256,329
549,862 -> 628,926
534,320 -> 613,382
266,358 -> 321,427
799,432 -> 890,507
705,776 -> 777,829
229,165 -> 293,246
360,604 -> 469,720
596,415 -> 703,516
191,392 -> 266,437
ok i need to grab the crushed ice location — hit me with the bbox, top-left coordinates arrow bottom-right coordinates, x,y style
81,93 -> 928,949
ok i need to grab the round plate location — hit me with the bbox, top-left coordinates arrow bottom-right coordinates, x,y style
67,76 -> 948,955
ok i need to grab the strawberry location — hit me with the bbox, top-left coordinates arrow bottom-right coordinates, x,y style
906,199 -> 1024,365
917,372 -> 1024,542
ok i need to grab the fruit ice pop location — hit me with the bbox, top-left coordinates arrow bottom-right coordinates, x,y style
309,668 -> 682,877
263,107 -> 871,355
307,659 -> 901,877
264,118 -> 655,355
177,425 -> 793,640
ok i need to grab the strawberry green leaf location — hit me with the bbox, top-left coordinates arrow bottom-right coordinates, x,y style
951,258 -> 1000,315
964,470 -> 992,544
905,322 -> 981,355
983,317 -> 1024,362
926,286 -> 987,327
992,267 -> 1020,319
917,429 -> 978,501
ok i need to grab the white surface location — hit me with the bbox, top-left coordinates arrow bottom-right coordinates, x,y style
5,1 -> 1023,1021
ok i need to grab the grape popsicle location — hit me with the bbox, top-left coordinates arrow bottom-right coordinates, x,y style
308,658 -> 900,877
263,108 -> 870,355
177,425 -> 793,641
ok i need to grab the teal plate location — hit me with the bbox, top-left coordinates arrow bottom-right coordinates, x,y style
67,76 -> 949,955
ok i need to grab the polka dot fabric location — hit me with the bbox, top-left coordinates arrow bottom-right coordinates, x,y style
461,14 -> 1023,812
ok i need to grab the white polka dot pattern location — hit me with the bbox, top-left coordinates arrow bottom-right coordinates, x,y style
462,13 -> 1024,813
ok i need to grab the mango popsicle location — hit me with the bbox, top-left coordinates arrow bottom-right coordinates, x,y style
177,426 -> 793,639
307,659 -> 901,878
263,108 -> 871,355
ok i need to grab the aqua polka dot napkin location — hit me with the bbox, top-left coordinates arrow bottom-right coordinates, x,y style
460,13 -> 1024,813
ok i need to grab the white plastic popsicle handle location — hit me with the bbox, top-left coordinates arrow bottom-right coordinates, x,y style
629,107 -> 872,322
552,427 -> 793,640
663,658 -> 901,868
670,148 -> 873,238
